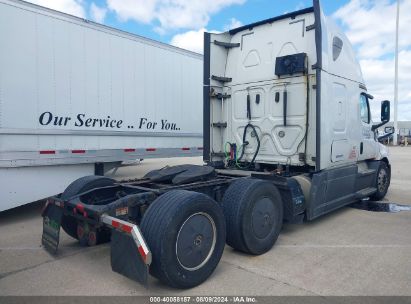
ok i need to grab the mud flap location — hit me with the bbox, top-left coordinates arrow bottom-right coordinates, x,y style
110,230 -> 149,285
42,203 -> 63,254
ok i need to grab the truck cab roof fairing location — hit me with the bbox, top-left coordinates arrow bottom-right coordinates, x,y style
228,7 -> 315,36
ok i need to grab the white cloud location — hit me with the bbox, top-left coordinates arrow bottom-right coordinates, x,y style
223,18 -> 243,31
106,0 -> 156,23
28,0 -> 85,18
171,17 -> 242,54
170,28 -> 210,54
334,0 -> 411,121
361,50 -> 411,120
333,0 -> 411,60
90,2 -> 107,23
107,0 -> 245,31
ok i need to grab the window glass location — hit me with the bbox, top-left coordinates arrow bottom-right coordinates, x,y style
360,94 -> 369,123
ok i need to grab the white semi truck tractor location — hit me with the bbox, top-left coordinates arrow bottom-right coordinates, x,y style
42,0 -> 391,289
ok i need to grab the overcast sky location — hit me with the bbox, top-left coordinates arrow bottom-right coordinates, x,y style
26,0 -> 411,121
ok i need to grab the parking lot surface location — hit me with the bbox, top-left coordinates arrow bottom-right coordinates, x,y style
0,147 -> 410,296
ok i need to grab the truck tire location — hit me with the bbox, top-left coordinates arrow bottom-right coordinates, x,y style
60,175 -> 115,242
222,178 -> 283,255
140,190 -> 226,288
370,161 -> 390,200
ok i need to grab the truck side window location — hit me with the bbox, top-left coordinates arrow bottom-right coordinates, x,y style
359,94 -> 370,124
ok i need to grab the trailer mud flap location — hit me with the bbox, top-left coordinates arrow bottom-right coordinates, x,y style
41,203 -> 63,254
110,230 -> 149,285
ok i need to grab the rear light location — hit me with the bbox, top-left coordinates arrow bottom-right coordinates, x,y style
76,203 -> 85,213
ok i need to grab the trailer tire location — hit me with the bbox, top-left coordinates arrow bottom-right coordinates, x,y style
222,178 -> 283,255
61,175 -> 115,241
140,190 -> 226,289
370,161 -> 390,200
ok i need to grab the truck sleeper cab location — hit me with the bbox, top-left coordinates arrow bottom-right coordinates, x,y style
42,0 -> 391,289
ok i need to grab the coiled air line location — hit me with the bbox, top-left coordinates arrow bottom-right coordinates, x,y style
224,90 -> 261,169
225,123 -> 260,169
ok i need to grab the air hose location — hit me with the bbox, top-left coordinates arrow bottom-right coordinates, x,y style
236,123 -> 260,169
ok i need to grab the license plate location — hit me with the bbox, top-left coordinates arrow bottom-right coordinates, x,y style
42,203 -> 63,254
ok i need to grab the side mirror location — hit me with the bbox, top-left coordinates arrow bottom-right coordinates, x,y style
381,100 -> 390,122
384,126 -> 394,134
372,100 -> 391,131
378,125 -> 395,143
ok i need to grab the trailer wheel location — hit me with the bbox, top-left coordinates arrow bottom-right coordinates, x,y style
222,178 -> 283,255
370,161 -> 390,200
61,175 -> 115,242
140,190 -> 226,288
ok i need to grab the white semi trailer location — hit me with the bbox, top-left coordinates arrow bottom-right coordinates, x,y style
42,0 -> 391,289
0,0 -> 203,211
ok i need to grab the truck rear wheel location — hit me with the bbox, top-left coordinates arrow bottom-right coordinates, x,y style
370,161 -> 390,200
140,190 -> 226,288
61,175 -> 115,242
222,178 -> 283,255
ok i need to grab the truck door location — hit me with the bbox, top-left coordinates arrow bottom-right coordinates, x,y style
358,93 -> 377,160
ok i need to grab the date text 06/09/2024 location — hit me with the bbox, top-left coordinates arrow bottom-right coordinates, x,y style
149,296 -> 257,303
